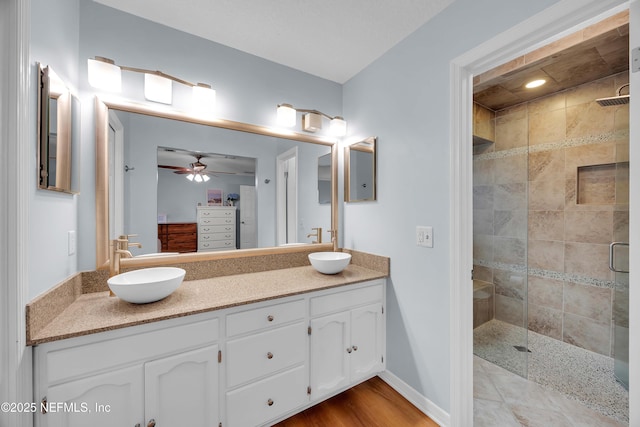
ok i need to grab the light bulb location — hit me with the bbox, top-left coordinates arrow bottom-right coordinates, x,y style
144,73 -> 172,104
330,116 -> 347,137
277,104 -> 296,127
87,57 -> 121,92
193,83 -> 216,116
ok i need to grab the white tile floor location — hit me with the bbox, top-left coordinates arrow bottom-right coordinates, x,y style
473,320 -> 628,427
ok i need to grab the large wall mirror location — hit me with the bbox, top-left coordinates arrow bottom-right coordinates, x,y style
37,63 -> 80,194
344,136 -> 377,202
95,98 -> 338,269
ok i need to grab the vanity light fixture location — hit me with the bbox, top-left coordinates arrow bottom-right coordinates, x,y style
276,103 -> 347,137
525,79 -> 546,89
87,57 -> 216,111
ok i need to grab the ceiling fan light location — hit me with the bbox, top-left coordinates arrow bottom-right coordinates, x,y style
194,174 -> 203,183
186,174 -> 195,181
202,174 -> 210,182
88,57 -> 121,92
145,73 -> 173,104
277,104 -> 296,127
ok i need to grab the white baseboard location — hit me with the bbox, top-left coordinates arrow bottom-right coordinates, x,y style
378,370 -> 450,427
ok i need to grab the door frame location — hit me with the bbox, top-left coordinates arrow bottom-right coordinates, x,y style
448,0 -> 633,425
276,147 -> 298,245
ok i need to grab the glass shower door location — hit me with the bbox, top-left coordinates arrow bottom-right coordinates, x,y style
611,241 -> 629,389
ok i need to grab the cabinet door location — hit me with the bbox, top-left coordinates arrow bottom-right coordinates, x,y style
43,365 -> 143,427
309,311 -> 350,400
144,345 -> 219,427
350,303 -> 384,382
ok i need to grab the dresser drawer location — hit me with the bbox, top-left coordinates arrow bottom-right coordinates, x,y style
199,231 -> 234,242
226,322 -> 306,388
198,240 -> 235,251
197,208 -> 235,219
199,224 -> 234,234
198,217 -> 235,226
227,299 -> 305,337
226,364 -> 307,427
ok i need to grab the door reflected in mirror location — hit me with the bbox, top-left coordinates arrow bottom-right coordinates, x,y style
317,153 -> 331,205
345,136 -> 377,202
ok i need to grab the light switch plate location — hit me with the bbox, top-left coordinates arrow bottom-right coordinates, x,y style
416,226 -> 433,248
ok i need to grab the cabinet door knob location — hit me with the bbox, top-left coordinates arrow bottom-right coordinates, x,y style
147,419 -> 156,427
347,347 -> 352,353
352,345 -> 358,351
267,352 -> 274,359
267,398 -> 274,406
267,315 -> 274,322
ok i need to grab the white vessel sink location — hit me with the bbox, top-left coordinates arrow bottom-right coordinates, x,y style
308,252 -> 352,274
108,267 -> 186,304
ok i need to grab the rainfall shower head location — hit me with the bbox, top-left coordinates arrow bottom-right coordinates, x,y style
596,84 -> 630,106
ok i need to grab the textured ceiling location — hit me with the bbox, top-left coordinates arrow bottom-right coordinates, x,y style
94,0 -> 454,84
474,13 -> 629,111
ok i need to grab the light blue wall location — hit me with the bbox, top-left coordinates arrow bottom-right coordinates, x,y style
342,0 -> 560,412
29,0 -> 80,299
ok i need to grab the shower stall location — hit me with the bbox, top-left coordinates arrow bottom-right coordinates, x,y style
472,70 -> 630,421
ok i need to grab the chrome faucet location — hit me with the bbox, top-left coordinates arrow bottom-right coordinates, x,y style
307,227 -> 322,244
109,235 -> 142,296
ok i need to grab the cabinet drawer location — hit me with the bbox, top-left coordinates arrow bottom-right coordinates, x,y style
198,217 -> 235,226
310,281 -> 384,317
197,208 -> 235,219
198,240 -> 235,251
199,232 -> 234,242
226,322 -> 306,388
227,299 -> 305,337
199,224 -> 234,234
226,365 -> 307,427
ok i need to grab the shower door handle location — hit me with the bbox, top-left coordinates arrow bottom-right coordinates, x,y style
609,242 -> 629,273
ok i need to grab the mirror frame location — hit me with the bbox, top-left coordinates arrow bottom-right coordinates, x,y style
344,136 -> 377,202
37,63 -> 76,194
95,97 -> 338,269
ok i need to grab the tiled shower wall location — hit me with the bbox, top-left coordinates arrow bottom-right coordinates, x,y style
473,72 -> 629,356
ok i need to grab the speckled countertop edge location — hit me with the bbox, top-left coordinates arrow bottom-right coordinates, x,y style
27,252 -> 388,346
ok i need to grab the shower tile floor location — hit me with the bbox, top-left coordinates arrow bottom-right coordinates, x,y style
474,319 -> 628,426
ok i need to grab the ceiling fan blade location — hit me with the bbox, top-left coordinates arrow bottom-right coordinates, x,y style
159,164 -> 190,171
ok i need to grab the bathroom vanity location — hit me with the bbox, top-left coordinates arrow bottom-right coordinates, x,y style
29,258 -> 387,427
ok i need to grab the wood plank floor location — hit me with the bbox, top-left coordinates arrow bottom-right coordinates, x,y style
273,376 -> 440,427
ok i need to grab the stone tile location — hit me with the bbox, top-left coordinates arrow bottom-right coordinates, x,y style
528,303 -> 562,340
473,158 -> 495,185
474,103 -> 496,142
527,91 -> 566,115
495,102 -> 527,119
495,112 -> 528,151
494,237 -> 526,265
613,104 -> 629,132
529,179 -> 565,211
577,163 -> 616,205
564,242 -> 612,280
474,209 -> 494,236
473,264 -> 493,283
615,161 -> 629,205
510,404 -> 574,427
528,240 -> 564,272
564,210 -> 613,244
494,210 -> 526,238
615,141 -> 629,163
494,183 -> 527,211
473,185 -> 494,210
528,276 -> 563,310
490,371 -> 559,410
529,109 -> 566,145
565,177 -> 614,212
528,210 -> 564,241
473,234 -> 494,263
563,313 -> 611,356
474,370 -> 503,402
494,154 -> 527,185
528,149 -> 564,182
495,294 -> 525,327
493,268 -> 526,301
612,210 -> 629,241
473,399 -> 521,427
565,142 -> 616,179
564,281 -> 612,325
565,76 -> 616,107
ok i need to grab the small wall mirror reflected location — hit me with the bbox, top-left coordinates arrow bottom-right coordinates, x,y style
345,136 -> 377,202
37,63 -> 79,194
318,153 -> 332,204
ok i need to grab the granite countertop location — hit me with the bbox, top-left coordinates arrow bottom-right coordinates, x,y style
28,264 -> 386,346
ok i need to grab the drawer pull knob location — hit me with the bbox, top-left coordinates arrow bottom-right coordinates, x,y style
267,398 -> 274,406
267,315 -> 274,322
267,352 -> 274,359
352,345 -> 358,351
147,419 -> 156,427
347,347 -> 352,353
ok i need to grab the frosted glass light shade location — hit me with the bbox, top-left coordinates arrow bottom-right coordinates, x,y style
193,83 -> 216,115
186,174 -> 195,181
277,104 -> 296,127
330,116 -> 347,136
202,174 -> 210,182
144,73 -> 172,104
87,58 -> 121,92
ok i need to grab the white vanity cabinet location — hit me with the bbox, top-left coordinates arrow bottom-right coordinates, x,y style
309,282 -> 385,401
225,299 -> 308,427
34,317 -> 220,427
197,206 -> 236,251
